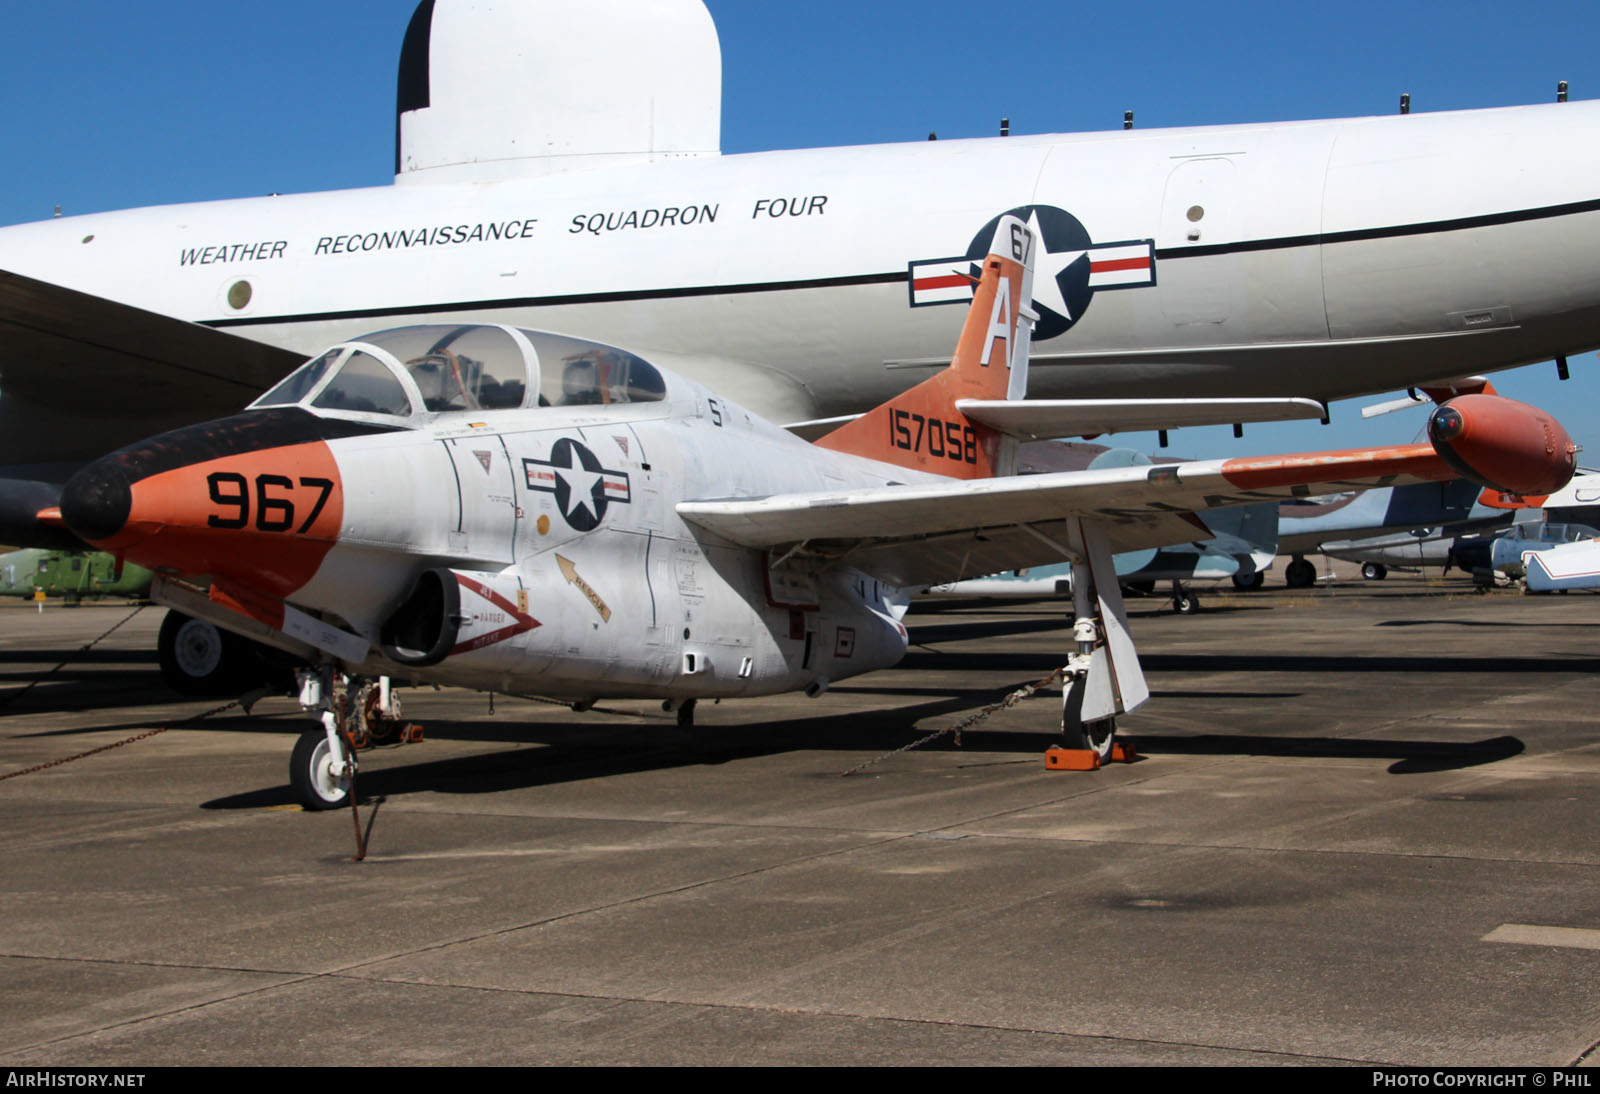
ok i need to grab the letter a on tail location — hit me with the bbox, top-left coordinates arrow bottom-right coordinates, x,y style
814,215 -> 1037,479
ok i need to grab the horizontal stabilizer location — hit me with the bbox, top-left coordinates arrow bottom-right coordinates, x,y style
782,413 -> 861,441
955,396 -> 1326,439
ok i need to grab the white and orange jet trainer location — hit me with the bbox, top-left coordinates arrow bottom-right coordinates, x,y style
50,217 -> 1577,809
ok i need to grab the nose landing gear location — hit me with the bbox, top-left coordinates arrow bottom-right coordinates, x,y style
289,669 -> 421,811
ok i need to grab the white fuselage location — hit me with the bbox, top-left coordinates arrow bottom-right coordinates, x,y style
7,102 -> 1600,423
301,380 -> 916,700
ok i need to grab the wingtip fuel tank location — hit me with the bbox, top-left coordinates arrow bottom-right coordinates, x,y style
1428,394 -> 1578,497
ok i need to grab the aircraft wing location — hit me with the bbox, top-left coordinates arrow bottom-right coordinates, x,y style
678,443 -> 1459,588
0,268 -> 304,466
955,397 -> 1326,439
783,397 -> 1325,443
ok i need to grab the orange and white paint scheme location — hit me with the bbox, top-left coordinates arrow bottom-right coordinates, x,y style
52,215 -> 1577,808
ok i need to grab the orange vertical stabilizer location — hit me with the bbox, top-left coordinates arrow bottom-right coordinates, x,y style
814,214 -> 1036,479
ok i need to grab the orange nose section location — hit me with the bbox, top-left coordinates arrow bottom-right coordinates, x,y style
65,440 -> 344,599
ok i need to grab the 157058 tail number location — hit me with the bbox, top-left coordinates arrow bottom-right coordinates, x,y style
890,409 -> 978,465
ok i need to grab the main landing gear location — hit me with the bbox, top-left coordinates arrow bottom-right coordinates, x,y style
157,611 -> 251,696
157,610 -> 293,697
1058,522 -> 1150,765
1284,557 -> 1318,588
289,668 -> 421,811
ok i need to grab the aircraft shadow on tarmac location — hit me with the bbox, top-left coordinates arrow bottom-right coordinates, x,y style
1124,732 -> 1524,774
198,692 -> 1524,811
1376,618 -> 1600,628
1133,652 -> 1596,674
0,648 -> 152,666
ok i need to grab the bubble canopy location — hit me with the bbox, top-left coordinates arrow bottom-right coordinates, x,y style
251,324 -> 667,422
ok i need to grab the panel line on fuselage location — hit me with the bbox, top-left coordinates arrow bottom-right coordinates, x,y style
1153,194 -> 1600,260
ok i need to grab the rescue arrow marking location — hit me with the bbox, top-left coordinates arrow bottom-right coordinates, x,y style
556,554 -> 612,622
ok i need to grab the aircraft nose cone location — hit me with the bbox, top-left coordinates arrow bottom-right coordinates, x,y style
60,459 -> 133,544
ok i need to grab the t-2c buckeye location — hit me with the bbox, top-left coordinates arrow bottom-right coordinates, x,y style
49,217 -> 1577,810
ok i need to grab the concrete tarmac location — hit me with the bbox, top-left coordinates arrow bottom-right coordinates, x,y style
1,570 -> 1598,1066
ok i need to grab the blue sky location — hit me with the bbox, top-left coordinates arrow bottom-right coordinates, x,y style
2,0 -> 1598,459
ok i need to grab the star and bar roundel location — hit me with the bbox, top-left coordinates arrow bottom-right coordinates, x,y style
908,204 -> 1155,340
522,438 -> 631,532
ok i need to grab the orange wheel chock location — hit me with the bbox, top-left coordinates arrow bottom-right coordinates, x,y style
1044,740 -> 1140,770
1044,747 -> 1101,771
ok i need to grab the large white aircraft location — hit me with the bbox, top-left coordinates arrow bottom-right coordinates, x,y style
48,216 -> 1577,807
4,0 -> 1600,538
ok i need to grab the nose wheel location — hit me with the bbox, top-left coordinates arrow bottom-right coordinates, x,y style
290,727 -> 353,811
287,670 -> 419,811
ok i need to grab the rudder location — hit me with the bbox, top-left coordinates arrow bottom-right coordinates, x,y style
814,214 -> 1036,479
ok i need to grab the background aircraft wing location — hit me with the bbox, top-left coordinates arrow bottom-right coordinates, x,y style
0,268 -> 303,467
678,443 -> 1458,587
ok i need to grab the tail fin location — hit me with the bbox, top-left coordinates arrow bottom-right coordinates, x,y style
814,214 -> 1036,479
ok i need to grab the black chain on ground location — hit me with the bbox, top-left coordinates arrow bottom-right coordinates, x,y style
0,691 -> 264,782
839,666 -> 1067,777
0,603 -> 147,710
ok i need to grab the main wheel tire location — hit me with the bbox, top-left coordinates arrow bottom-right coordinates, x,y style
1284,559 -> 1317,588
158,611 -> 242,696
290,729 -> 351,811
1231,571 -> 1264,591
1066,717 -> 1117,761
1173,591 -> 1199,614
1362,562 -> 1388,580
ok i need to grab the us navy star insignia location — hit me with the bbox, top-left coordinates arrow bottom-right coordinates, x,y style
523,438 -> 631,532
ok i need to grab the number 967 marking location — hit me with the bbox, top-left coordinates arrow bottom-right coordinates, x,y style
890,409 -> 978,465
206,472 -> 334,533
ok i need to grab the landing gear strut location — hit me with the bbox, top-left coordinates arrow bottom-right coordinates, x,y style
1059,521 -> 1150,762
289,668 -> 418,811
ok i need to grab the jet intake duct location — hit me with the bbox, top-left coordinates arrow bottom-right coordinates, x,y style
1427,395 -> 1577,497
379,568 -> 460,666
379,567 -> 538,668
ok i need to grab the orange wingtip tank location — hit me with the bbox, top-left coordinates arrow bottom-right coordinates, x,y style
1427,394 -> 1577,498
1217,395 -> 1576,500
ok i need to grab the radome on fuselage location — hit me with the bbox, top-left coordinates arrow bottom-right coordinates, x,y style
4,0 -> 1600,477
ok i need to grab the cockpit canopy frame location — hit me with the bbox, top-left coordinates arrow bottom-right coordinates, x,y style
250,324 -> 667,426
